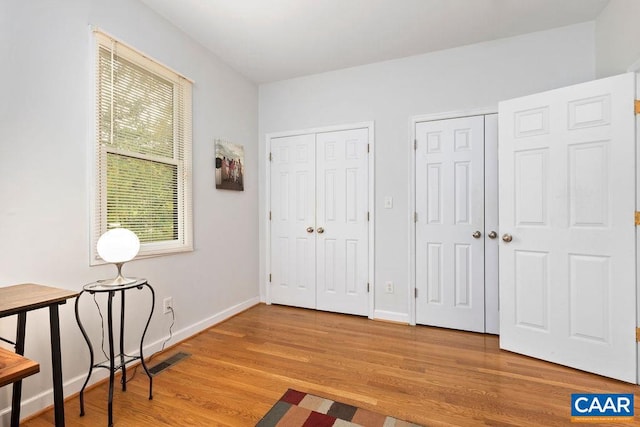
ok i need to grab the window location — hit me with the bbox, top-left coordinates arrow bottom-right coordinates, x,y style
91,30 -> 193,262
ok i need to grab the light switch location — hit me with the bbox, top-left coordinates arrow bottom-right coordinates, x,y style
384,197 -> 393,209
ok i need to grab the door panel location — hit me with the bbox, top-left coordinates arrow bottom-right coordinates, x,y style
416,116 -> 486,332
316,128 -> 369,316
270,134 -> 316,309
499,72 -> 636,382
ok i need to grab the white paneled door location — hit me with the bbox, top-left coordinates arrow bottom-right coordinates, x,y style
499,73 -> 636,382
415,116 -> 488,332
316,129 -> 369,316
269,134 -> 317,309
269,127 -> 370,317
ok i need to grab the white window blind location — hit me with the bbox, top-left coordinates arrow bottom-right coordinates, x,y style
92,30 -> 193,262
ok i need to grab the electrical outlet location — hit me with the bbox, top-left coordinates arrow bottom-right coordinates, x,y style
385,281 -> 394,294
163,297 -> 173,314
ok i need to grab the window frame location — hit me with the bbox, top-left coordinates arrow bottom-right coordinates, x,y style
90,29 -> 193,265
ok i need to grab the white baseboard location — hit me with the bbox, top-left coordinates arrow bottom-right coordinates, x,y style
0,296 -> 260,424
373,309 -> 409,324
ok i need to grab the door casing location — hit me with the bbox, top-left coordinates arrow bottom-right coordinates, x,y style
636,71 -> 640,385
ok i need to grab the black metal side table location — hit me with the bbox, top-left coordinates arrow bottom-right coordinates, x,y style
75,278 -> 155,427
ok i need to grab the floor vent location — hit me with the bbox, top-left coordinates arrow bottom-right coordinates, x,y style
148,352 -> 191,376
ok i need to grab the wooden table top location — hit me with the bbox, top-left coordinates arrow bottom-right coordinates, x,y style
0,284 -> 79,318
0,347 -> 39,387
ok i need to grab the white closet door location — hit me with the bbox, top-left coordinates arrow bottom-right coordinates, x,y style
269,134 -> 317,309
499,73 -> 636,382
316,128 -> 369,316
415,116 -> 486,332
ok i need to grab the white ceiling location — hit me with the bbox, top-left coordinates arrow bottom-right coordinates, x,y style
141,0 -> 609,84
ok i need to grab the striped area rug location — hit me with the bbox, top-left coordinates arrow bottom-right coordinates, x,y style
256,389 -> 423,427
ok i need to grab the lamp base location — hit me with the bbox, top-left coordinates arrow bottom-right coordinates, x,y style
97,274 -> 138,287
98,276 -> 138,288
96,262 -> 137,287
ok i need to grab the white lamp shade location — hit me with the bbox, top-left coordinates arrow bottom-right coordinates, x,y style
97,228 -> 140,263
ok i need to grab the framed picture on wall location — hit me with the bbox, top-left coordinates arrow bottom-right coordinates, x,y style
215,140 -> 244,191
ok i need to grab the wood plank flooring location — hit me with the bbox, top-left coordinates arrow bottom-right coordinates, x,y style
23,304 -> 639,426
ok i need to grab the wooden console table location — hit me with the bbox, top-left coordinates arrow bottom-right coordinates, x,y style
0,284 -> 79,427
0,347 -> 39,387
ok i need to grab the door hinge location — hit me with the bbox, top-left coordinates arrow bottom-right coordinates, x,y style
635,100 -> 640,115
269,211 -> 272,220
269,152 -> 273,161
635,211 -> 640,226
636,327 -> 640,342
269,274 -> 272,283
367,211 -> 370,222
414,212 -> 418,222
414,288 -> 418,298
414,139 -> 417,150
367,144 -> 370,153
367,283 -> 370,293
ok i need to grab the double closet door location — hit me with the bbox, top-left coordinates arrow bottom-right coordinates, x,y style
269,127 -> 370,316
415,114 -> 498,333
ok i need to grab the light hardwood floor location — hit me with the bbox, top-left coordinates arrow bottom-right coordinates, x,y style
24,304 -> 639,426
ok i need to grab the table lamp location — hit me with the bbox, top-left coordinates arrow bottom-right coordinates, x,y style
96,228 -> 140,286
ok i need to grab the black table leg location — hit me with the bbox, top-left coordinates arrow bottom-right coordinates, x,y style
49,304 -> 66,427
75,290 -> 94,417
120,289 -> 127,391
139,283 -> 155,400
107,291 -> 115,427
10,312 -> 26,427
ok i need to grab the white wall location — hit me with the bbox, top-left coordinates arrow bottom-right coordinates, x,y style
0,0 -> 259,420
596,0 -> 640,77
258,23 -> 596,322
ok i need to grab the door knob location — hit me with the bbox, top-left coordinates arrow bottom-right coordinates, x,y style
488,231 -> 497,239
317,227 -> 324,234
502,233 -> 513,243
306,226 -> 314,233
472,231 -> 482,239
